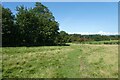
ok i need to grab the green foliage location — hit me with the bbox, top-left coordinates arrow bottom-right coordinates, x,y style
0,5 -> 2,47
16,6 -> 39,46
31,3 -> 59,46
59,31 -> 69,42
2,6 -> 19,46
2,2 -> 59,46
67,34 -> 118,44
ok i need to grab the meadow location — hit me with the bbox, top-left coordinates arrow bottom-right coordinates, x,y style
2,43 -> 118,78
80,40 -> 119,45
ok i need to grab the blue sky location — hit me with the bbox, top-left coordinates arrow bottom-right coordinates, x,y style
2,2 -> 118,35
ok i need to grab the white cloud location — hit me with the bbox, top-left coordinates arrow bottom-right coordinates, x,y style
68,31 -> 118,35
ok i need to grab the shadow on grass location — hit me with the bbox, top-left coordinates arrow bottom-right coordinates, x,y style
2,43 -> 70,47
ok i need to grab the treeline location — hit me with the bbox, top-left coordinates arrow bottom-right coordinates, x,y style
70,34 -> 119,42
2,2 -> 66,46
1,2 -> 119,47
59,31 -> 119,43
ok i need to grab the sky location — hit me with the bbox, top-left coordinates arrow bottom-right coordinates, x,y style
2,2 -> 118,35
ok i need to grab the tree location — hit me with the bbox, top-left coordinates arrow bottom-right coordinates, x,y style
59,31 -> 69,43
15,2 -> 59,46
16,6 -> 40,46
0,5 -> 2,47
2,6 -> 17,46
31,2 -> 59,45
2,2 -> 71,46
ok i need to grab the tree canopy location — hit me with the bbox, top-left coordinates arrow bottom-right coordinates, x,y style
2,2 -> 59,46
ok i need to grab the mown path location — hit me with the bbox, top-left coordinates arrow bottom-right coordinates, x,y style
53,44 -> 118,78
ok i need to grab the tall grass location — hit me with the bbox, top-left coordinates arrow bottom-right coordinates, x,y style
2,44 -> 118,78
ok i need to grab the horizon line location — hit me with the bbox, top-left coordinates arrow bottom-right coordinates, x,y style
67,31 -> 119,35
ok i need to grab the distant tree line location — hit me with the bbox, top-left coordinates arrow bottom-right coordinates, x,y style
59,31 -> 119,43
1,2 -> 119,47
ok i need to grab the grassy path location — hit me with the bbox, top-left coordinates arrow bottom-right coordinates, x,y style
55,44 -> 118,78
55,46 -> 83,78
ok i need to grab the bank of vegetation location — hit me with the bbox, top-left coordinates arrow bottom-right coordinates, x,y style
1,2 -> 119,47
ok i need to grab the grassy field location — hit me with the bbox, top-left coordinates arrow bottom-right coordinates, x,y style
2,43 -> 118,78
80,40 -> 119,44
